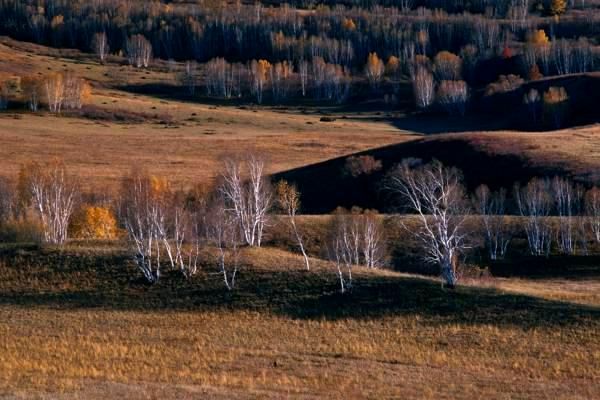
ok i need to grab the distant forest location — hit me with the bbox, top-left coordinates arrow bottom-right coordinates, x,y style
1,0 -> 599,123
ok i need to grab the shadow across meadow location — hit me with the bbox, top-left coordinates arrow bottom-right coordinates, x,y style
0,245 -> 598,329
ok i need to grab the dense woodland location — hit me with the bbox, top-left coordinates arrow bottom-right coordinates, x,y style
0,0 -> 599,125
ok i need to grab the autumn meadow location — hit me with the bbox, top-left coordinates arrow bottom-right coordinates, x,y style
0,0 -> 599,398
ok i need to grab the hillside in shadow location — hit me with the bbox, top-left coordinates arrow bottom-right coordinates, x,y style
273,134 -> 569,213
0,245 -> 598,328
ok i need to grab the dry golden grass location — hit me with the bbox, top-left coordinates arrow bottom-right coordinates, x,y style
0,244 -> 598,399
1,35 -> 599,194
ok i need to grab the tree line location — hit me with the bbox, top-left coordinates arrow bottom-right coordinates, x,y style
1,156 -> 599,291
0,1 -> 597,123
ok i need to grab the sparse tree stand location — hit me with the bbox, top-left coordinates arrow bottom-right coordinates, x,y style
126,34 -> 152,68
276,180 -> 310,271
92,32 -> 109,63
22,160 -> 78,245
387,159 -> 471,289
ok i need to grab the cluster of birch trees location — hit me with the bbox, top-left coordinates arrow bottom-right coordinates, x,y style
0,72 -> 90,113
1,156 -> 599,292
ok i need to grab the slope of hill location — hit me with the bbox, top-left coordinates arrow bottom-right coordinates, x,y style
0,244 -> 598,399
275,127 -> 600,213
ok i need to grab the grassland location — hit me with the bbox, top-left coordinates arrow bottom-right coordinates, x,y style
0,36 -> 599,195
0,35 -> 600,400
0,244 -> 598,399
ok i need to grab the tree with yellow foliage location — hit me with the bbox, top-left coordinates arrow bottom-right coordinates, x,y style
549,0 -> 567,16
543,86 -> 569,128
527,29 -> 549,46
69,205 -> 118,240
249,59 -> 271,103
433,51 -> 462,80
365,52 -> 384,89
385,56 -> 400,77
342,18 -> 356,31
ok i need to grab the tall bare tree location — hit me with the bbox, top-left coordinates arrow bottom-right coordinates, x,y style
126,34 -> 152,68
276,180 -> 310,270
473,185 -> 511,260
205,196 -> 240,290
387,159 -> 470,288
220,155 -> 272,247
411,66 -> 435,109
92,32 -> 109,63
23,160 -> 78,245
585,187 -> 600,243
514,178 -> 553,256
120,169 -> 168,283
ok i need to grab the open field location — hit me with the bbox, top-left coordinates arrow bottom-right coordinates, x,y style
0,244 -> 598,399
0,16 -> 600,400
1,37 -> 599,196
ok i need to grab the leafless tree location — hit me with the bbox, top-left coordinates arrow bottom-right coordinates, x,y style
276,180 -> 310,270
327,212 -> 356,293
523,88 -> 540,124
205,58 -> 242,98
551,177 -> 585,254
514,178 -> 553,256
0,176 -> 15,225
161,200 -> 202,279
45,73 -> 65,113
411,66 -> 435,109
220,155 -> 272,247
205,196 -> 240,290
585,187 -> 600,243
473,185 -> 511,260
298,59 -> 309,97
120,170 -> 164,283
573,37 -> 593,73
360,211 -> 386,269
178,61 -> 198,96
126,34 -> 152,68
21,76 -> 43,112
387,159 -> 470,288
26,160 -> 78,245
552,39 -> 573,75
92,32 -> 109,63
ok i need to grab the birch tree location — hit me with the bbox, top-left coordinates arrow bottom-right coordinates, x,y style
473,185 -> 511,260
551,177 -> 584,254
412,66 -> 435,109
387,159 -> 470,288
514,178 -> 553,256
126,34 -> 152,68
23,160 -> 78,245
220,155 -> 272,247
120,169 -> 169,283
45,73 -> 65,113
205,196 -> 240,290
585,187 -> 600,243
276,180 -> 310,270
92,32 -> 109,63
